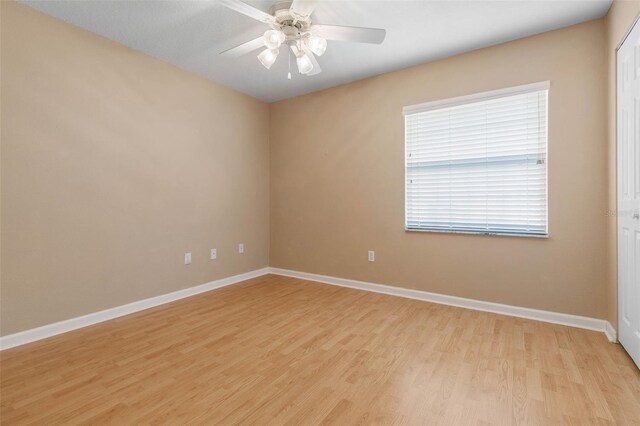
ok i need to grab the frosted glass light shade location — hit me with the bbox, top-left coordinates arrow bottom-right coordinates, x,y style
307,35 -> 327,56
257,48 -> 279,69
296,53 -> 313,74
263,30 -> 285,49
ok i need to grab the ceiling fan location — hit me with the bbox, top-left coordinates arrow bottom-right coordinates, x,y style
219,0 -> 386,77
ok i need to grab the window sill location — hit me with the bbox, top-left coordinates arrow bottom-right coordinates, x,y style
405,228 -> 549,239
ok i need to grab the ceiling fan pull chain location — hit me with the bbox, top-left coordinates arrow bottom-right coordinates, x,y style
287,47 -> 292,80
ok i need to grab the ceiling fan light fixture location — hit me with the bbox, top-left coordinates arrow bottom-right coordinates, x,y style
263,30 -> 285,49
307,35 -> 327,56
257,48 -> 279,69
220,0 -> 387,78
296,53 -> 314,74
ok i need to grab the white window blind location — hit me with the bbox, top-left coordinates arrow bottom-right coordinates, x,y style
404,82 -> 549,236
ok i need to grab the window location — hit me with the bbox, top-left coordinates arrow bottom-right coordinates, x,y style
404,82 -> 549,237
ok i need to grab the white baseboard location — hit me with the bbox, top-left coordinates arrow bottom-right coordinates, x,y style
605,321 -> 617,343
1,266 -> 616,350
0,268 -> 270,351
269,267 -> 616,341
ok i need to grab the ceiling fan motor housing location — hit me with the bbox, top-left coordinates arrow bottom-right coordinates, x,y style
270,0 -> 312,39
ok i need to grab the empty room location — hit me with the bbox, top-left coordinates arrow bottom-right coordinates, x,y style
1,0 -> 640,424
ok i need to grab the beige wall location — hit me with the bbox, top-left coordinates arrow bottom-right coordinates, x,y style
1,1 -> 630,336
0,2 -> 270,335
605,0 -> 640,331
270,19 -> 610,319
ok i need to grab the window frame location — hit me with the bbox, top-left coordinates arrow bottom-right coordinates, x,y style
403,81 -> 550,238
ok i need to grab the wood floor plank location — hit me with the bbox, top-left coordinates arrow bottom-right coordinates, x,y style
1,274 -> 639,425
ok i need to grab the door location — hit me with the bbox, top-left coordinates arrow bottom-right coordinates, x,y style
618,16 -> 640,369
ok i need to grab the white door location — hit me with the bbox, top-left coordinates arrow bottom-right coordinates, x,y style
618,16 -> 640,369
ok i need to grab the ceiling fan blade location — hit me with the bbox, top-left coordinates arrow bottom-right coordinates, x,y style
220,37 -> 265,58
219,0 -> 275,25
312,24 -> 386,44
302,47 -> 322,76
290,0 -> 318,18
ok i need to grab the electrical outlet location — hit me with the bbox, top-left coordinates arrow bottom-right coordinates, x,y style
238,243 -> 244,254
210,248 -> 217,260
368,250 -> 375,262
184,252 -> 192,265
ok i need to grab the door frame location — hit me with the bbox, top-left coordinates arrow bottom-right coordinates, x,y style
616,14 -> 640,51
616,13 -> 640,346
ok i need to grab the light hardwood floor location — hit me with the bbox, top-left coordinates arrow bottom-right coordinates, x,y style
1,274 -> 639,425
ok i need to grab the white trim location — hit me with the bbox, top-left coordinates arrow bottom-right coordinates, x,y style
2,266 -> 616,350
616,13 -> 640,50
269,267 -> 615,340
0,268 -> 270,351
605,321 -> 617,343
402,80 -> 550,115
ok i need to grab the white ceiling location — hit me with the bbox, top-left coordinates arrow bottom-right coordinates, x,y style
20,0 -> 612,103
